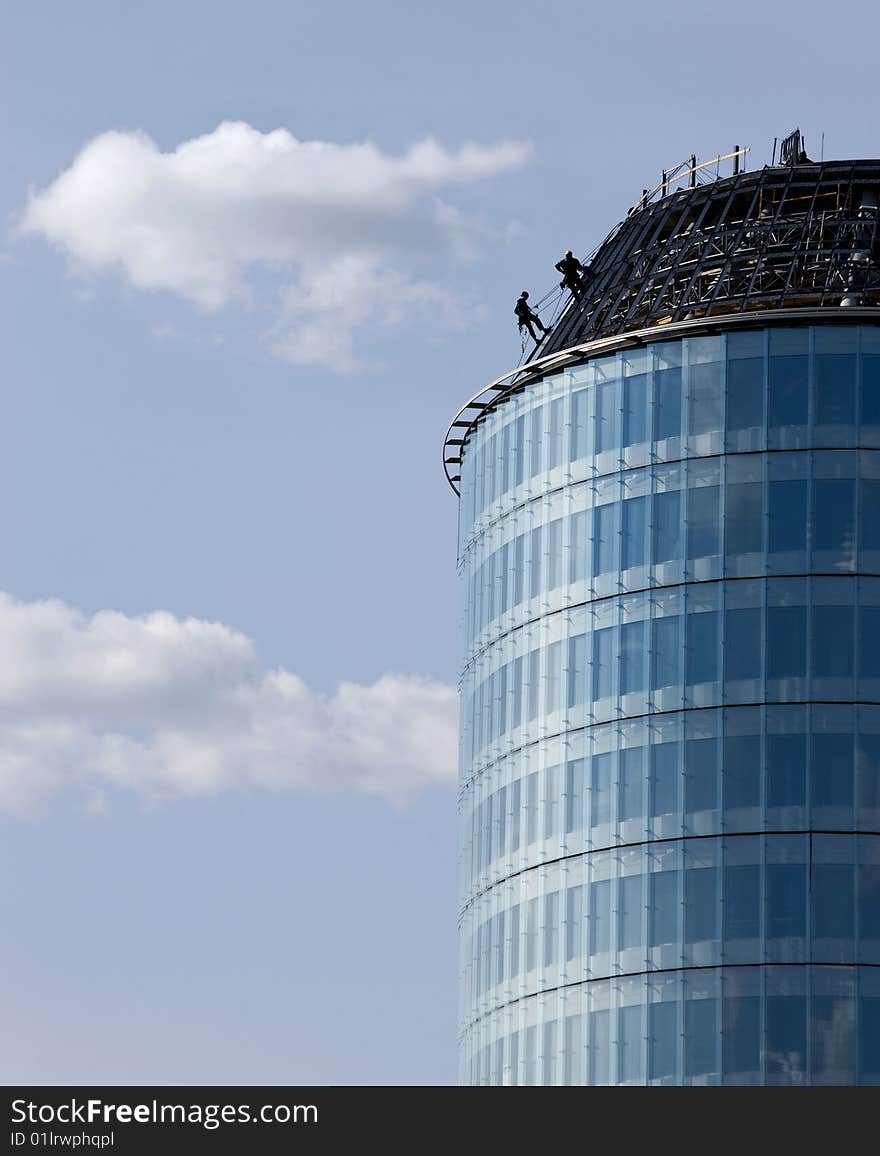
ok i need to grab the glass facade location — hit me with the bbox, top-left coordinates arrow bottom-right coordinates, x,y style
456,323 -> 880,1083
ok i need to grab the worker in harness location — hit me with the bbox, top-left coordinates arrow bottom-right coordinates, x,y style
555,250 -> 588,298
515,291 -> 551,344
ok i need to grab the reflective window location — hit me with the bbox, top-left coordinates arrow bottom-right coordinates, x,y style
459,325 -> 880,1085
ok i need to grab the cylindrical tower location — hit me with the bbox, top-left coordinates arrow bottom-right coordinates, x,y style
447,155 -> 880,1084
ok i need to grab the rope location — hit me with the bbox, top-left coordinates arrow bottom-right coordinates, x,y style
513,247 -> 601,358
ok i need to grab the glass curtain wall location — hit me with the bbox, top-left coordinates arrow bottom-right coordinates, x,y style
457,324 -> 880,1084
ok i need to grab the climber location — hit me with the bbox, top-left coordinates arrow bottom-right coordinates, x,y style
514,291 -> 551,344
555,249 -> 588,298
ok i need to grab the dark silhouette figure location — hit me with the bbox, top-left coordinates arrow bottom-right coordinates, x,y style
515,291 -> 550,344
555,249 -> 588,298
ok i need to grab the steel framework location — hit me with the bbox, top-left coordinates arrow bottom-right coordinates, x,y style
542,159 -> 880,357
442,158 -> 880,495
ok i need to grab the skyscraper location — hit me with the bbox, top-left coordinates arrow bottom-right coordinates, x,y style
446,145 -> 880,1084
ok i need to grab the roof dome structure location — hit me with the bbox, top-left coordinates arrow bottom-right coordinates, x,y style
541,158 -> 880,356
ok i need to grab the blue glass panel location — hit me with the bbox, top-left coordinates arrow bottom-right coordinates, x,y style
544,891 -> 558,966
529,526 -> 542,598
649,1001 -> 677,1079
623,374 -> 649,447
687,486 -> 720,559
768,331 -> 808,429
726,354 -> 764,431
568,634 -> 587,709
653,490 -> 682,563
593,503 -> 618,576
766,732 -> 807,807
543,1022 -> 557,1086
619,746 -> 645,819
513,534 -> 525,605
862,480 -> 880,551
563,1015 -> 584,1085
546,519 -> 563,591
589,1009 -> 611,1085
544,642 -> 562,714
544,765 -> 558,839
527,649 -> 540,721
529,406 -> 543,478
591,754 -> 613,827
812,606 -> 854,678
723,996 -> 760,1076
857,736 -> 880,815
511,656 -> 523,728
813,479 -> 855,553
724,607 -> 762,682
501,422 -> 512,496
811,734 -> 853,808
619,1003 -> 647,1082
569,511 -> 588,584
862,354 -> 880,434
859,864 -> 880,941
766,994 -> 806,1081
651,870 -> 678,946
652,616 -> 682,690
811,985 -> 855,1084
565,885 -> 583,960
685,735 -> 718,813
526,773 -> 538,844
654,366 -> 682,440
547,397 -> 564,470
592,627 -> 615,701
684,867 -> 717,942
768,479 -> 807,552
508,1031 -> 519,1086
859,996 -> 880,1081
514,414 -> 525,486
723,735 -> 761,809
812,863 -> 854,940
767,863 -> 806,939
524,1024 -> 537,1085
766,606 -> 807,679
724,482 -> 763,555
688,361 -> 722,436
684,998 -> 716,1076
589,880 -> 611,953
651,742 -> 679,817
509,779 -> 521,854
620,620 -> 647,695
570,390 -> 589,462
565,760 -> 585,834
859,608 -> 880,679
619,874 -> 643,949
622,495 -> 649,570
524,896 -> 538,969
815,347 -> 856,427
686,611 -> 719,686
724,865 -> 760,939
595,380 -> 617,454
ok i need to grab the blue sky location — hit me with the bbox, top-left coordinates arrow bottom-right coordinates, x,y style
0,0 -> 877,1085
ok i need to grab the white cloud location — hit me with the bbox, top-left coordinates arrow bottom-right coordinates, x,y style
20,121 -> 529,368
0,591 -> 457,814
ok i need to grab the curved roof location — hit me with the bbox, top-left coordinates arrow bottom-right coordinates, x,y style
443,158 -> 880,495
541,158 -> 880,355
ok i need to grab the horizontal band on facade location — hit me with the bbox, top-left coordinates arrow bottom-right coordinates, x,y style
462,569 -> 880,678
460,700 -> 880,798
458,827 -> 880,919
459,960 -> 880,1039
460,445 -> 880,564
